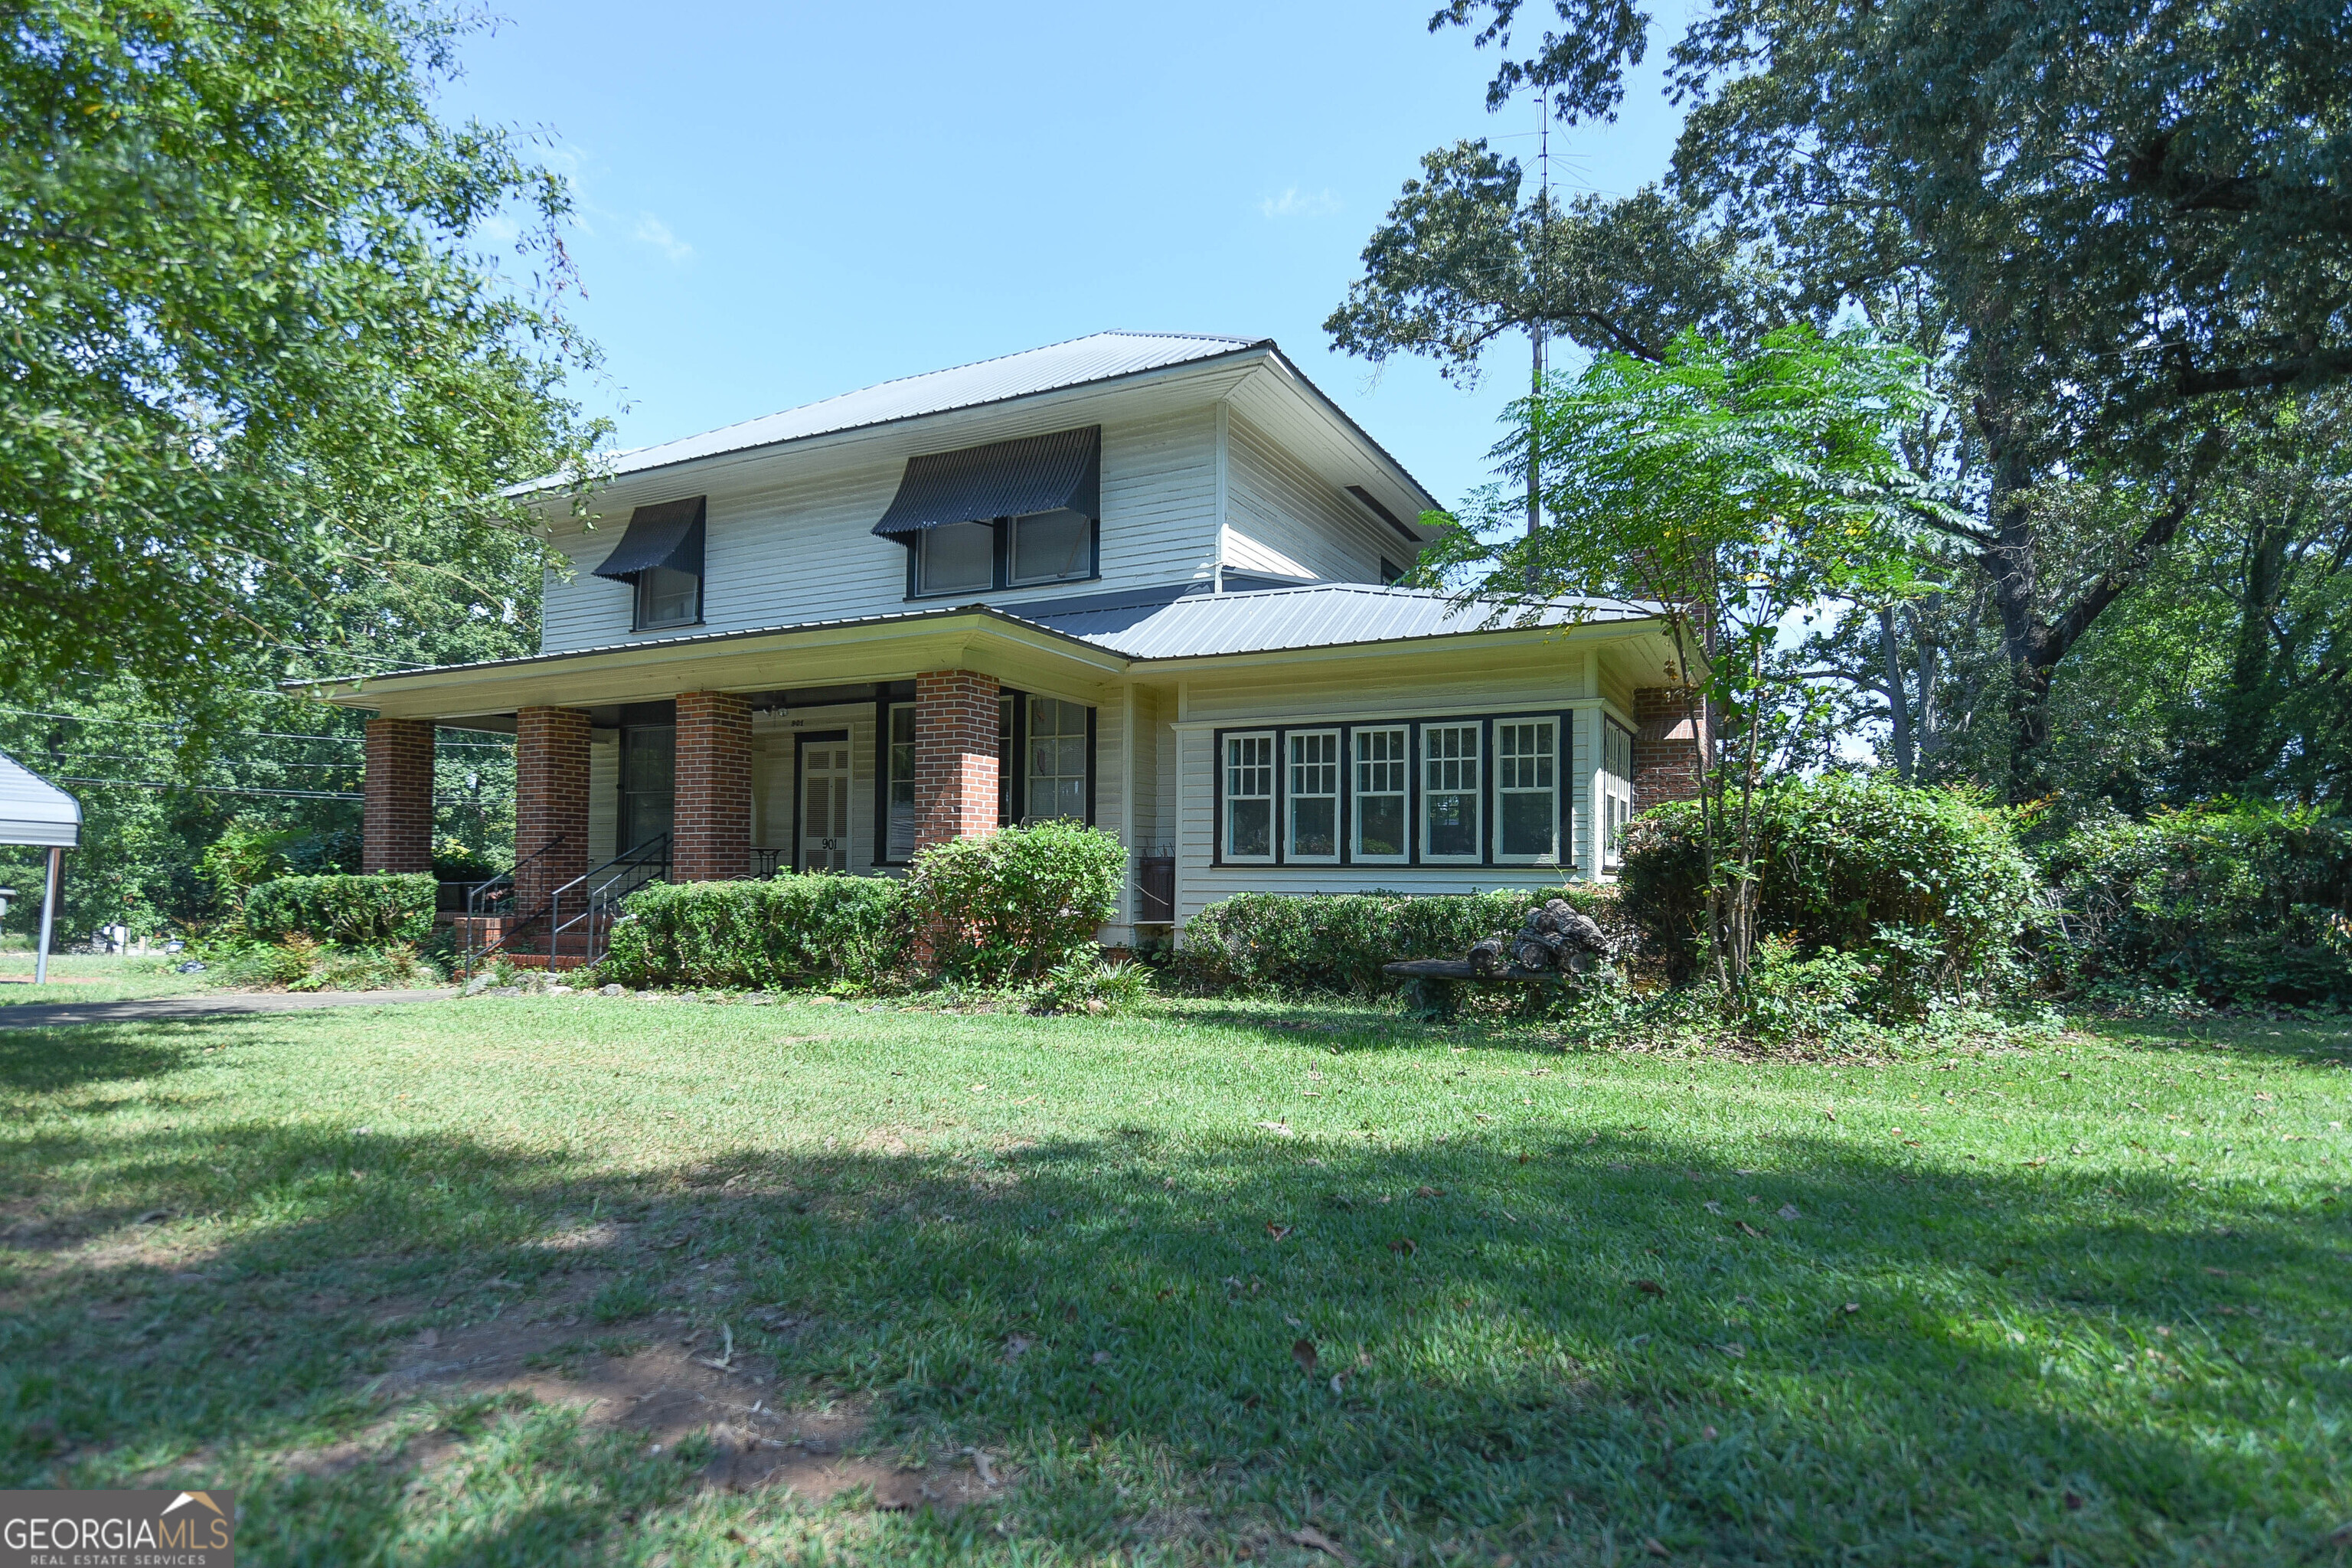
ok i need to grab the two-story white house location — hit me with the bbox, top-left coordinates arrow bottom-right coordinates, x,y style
311,332 -> 1700,954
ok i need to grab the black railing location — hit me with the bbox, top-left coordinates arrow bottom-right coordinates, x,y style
544,834 -> 672,970
460,835 -> 567,973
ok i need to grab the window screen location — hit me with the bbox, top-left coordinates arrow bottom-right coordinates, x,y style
635,565 -> 700,629
918,522 -> 995,594
1010,509 -> 1092,584
1421,724 -> 1481,860
1286,730 -> 1340,860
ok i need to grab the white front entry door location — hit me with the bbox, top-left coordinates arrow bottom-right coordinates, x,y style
799,740 -> 852,873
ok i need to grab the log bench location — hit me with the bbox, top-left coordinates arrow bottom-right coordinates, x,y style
1383,953 -> 1597,1021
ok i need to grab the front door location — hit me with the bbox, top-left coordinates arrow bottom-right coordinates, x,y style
799,737 -> 851,873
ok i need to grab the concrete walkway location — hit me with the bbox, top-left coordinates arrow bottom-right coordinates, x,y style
0,988 -> 459,1030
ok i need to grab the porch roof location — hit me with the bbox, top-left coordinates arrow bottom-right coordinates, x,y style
292,582 -> 1677,722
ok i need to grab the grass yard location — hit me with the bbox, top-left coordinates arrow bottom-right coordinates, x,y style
2,991 -> 2348,1566
0,950 -> 217,1005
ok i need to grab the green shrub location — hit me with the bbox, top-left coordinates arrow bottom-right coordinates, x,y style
1617,776 -> 2034,1014
204,933 -> 442,991
243,873 -> 437,946
1037,952 -> 1153,1014
2037,802 -> 2352,1004
1171,887 -> 1612,997
597,874 -> 908,991
904,821 -> 1125,985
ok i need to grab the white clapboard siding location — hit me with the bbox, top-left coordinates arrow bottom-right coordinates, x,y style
1221,412 -> 1397,584
541,397 -> 1222,656
1176,653 -> 1585,727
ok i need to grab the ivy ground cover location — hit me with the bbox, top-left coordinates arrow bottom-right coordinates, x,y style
2,994 -> 2347,1565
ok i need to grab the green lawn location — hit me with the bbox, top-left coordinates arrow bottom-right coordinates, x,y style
0,949 -> 213,1004
2,991 -> 2347,1565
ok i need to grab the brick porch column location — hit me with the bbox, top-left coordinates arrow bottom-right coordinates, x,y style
1632,686 -> 1708,811
361,718 -> 435,874
675,690 -> 752,880
514,706 -> 590,913
915,670 -> 1001,851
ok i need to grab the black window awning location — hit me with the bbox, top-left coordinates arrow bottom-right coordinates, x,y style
593,497 -> 706,581
871,426 -> 1100,537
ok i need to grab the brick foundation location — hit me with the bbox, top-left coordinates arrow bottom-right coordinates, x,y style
915,669 -> 1002,851
515,706 -> 591,913
675,690 -> 752,880
1632,685 -> 1708,812
361,718 -> 435,875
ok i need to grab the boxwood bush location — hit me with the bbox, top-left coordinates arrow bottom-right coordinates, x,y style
2037,802 -> 2352,1004
243,873 -> 437,946
905,820 -> 1125,985
1171,887 -> 1611,997
1617,776 -> 2034,1014
599,874 -> 908,991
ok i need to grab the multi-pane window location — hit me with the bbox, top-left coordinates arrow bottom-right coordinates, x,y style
917,522 -> 995,595
1010,510 -> 1092,585
1495,720 -> 1557,862
885,703 -> 916,861
1352,727 -> 1409,861
1223,733 -> 1276,861
1285,730 -> 1341,861
1601,717 -> 1635,869
996,694 -> 1015,826
1421,724 -> 1481,860
619,724 -> 675,852
1026,697 -> 1088,822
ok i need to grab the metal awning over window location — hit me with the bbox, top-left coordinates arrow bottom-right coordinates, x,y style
871,426 -> 1100,537
593,497 -> 706,581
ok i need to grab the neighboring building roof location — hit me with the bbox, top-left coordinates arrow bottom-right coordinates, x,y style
0,750 -> 80,848
1014,580 -> 1656,660
550,332 -> 1263,487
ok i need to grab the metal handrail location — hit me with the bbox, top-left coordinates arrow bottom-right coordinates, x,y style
545,833 -> 672,969
461,835 -> 567,973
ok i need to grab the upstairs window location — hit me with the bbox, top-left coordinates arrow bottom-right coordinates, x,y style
635,565 -> 701,629
918,522 -> 996,596
590,496 -> 705,632
1011,509 -> 1093,585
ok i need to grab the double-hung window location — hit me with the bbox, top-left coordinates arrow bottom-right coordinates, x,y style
1421,724 -> 1481,861
884,703 -> 916,861
1600,717 -> 1635,870
1285,730 -> 1341,861
1352,727 -> 1409,862
1223,733 -> 1276,861
1494,719 -> 1558,864
1026,697 -> 1089,822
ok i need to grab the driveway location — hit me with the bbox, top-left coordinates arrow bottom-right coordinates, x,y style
0,988 -> 459,1030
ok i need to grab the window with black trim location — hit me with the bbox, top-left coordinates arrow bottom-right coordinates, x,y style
1421,723 -> 1481,861
634,567 -> 701,630
916,523 -> 995,596
885,703 -> 916,861
1352,727 -> 1409,862
1011,510 -> 1093,585
1026,697 -> 1089,822
1379,557 -> 1404,585
1285,730 -> 1341,861
1495,719 -> 1559,863
1223,733 -> 1276,861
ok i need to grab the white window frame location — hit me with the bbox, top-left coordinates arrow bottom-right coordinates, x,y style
1351,726 -> 1410,864
1493,717 -> 1560,865
1600,716 -> 1635,871
1222,731 -> 1276,864
1025,696 -> 1089,824
1284,728 -> 1342,864
884,701 -> 916,863
1419,723 -> 1483,864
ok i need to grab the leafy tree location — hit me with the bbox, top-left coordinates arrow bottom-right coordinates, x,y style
0,0 -> 605,705
1426,326 -> 1942,991
1354,0 -> 2352,796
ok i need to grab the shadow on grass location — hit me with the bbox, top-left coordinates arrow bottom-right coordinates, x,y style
3,1033 -> 2347,1565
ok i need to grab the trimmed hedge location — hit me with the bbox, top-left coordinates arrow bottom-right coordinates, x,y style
906,820 -> 1125,985
1171,887 -> 1612,996
1618,776 -> 2034,1012
599,874 -> 907,991
2038,803 -> 2352,1004
243,873 -> 436,946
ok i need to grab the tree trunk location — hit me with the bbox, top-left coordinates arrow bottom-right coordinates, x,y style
1878,605 -> 1916,781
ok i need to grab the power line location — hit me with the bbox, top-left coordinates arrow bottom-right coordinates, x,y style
0,707 -> 515,747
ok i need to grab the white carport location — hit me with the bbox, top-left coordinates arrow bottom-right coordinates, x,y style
0,750 -> 81,985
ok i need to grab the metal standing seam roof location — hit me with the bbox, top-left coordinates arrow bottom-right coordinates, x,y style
1014,582 -> 1658,660
527,332 -> 1269,491
0,750 -> 81,848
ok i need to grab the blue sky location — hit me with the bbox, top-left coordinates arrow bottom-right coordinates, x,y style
439,0 -> 1684,511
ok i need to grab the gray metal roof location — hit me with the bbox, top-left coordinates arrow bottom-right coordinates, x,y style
552,332 -> 1263,487
0,750 -> 80,848
1014,581 -> 1656,660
